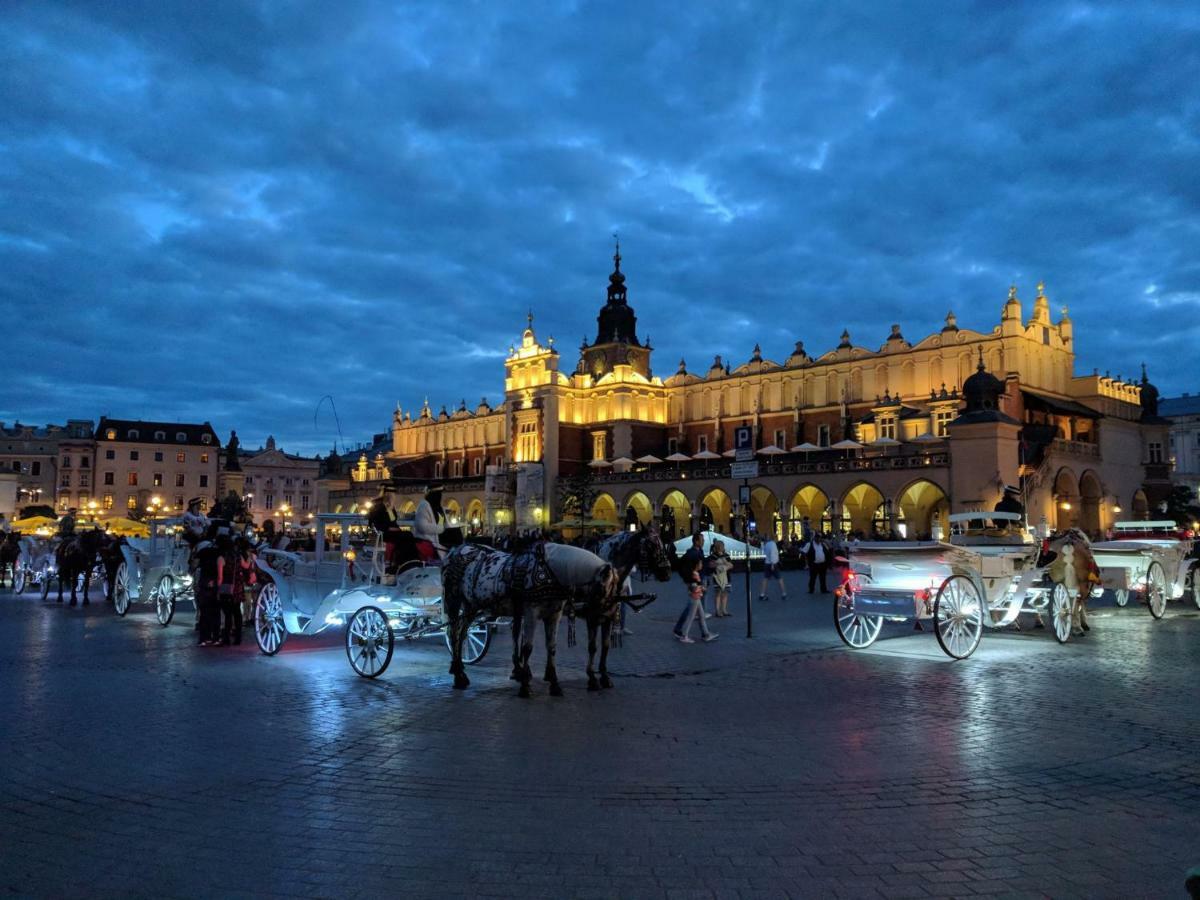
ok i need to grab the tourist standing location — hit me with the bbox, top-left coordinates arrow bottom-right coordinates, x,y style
194,535 -> 222,646
802,533 -> 830,594
709,539 -> 734,616
217,532 -> 241,646
758,535 -> 787,602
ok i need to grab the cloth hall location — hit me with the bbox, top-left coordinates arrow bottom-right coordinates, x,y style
345,246 -> 1171,541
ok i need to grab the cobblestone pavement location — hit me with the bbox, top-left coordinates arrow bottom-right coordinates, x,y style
1,571 -> 1197,899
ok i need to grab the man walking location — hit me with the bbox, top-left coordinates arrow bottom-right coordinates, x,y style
758,534 -> 787,602
673,533 -> 708,638
802,533 -> 830,594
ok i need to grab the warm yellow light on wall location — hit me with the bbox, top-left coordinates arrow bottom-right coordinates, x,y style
1060,501 -> 1072,510
1112,505 -> 1122,514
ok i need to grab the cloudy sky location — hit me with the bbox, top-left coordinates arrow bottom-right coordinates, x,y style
2,1 -> 1197,454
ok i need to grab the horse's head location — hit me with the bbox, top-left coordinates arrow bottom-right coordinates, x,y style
638,526 -> 674,582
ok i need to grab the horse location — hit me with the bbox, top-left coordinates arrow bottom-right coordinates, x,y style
0,532 -> 20,588
580,527 -> 674,690
442,541 -> 618,697
1041,528 -> 1098,636
53,529 -> 109,606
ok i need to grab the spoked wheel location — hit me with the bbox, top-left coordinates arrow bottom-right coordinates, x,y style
39,573 -> 51,601
346,606 -> 394,678
932,575 -> 984,660
155,574 -> 175,626
1114,589 -> 1129,607
833,589 -> 883,649
254,583 -> 287,656
1145,561 -> 1167,620
113,563 -> 130,617
1049,582 -> 1073,644
12,567 -> 26,595
448,618 -> 493,665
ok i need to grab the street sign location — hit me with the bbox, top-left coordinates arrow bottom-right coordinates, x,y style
734,425 -> 754,461
738,484 -> 751,504
730,460 -> 759,479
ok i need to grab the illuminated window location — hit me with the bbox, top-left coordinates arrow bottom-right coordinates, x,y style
934,410 -> 955,437
105,429 -> 116,440
153,473 -> 163,486
78,492 -> 88,504
878,416 -> 896,440
517,421 -> 539,462
592,432 -> 606,461
174,496 -> 183,509
200,453 -> 209,464
126,495 -> 138,510
127,472 -> 138,486
177,452 -> 185,463
103,493 -> 114,510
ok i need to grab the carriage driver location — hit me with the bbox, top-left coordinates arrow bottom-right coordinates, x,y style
183,498 -> 210,544
58,508 -> 77,538
413,484 -> 445,563
367,485 -> 402,573
992,485 -> 1025,529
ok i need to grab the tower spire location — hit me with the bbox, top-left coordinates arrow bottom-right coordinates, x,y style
612,231 -> 621,272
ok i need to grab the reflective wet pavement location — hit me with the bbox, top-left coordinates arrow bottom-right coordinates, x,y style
0,575 -> 1197,899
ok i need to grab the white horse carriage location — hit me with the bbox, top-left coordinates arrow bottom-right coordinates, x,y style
1090,521 -> 1199,618
110,517 -> 198,625
14,535 -> 58,596
251,512 -> 494,678
835,511 -> 1097,658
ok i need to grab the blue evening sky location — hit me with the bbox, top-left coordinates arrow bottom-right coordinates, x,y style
2,2 -> 1197,454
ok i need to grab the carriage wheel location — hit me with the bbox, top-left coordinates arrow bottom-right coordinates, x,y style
833,589 -> 883,649
12,566 -> 25,595
155,574 -> 176,626
254,583 -> 287,656
113,563 -> 130,617
39,572 -> 51,601
446,618 -> 492,664
346,606 -> 394,678
1190,570 -> 1200,611
1049,583 -> 1073,644
932,575 -> 984,660
1114,589 -> 1129,607
1145,562 -> 1167,620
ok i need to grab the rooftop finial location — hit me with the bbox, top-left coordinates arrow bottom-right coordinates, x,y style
1008,284 -> 1018,302
527,308 -> 533,328
1141,362 -> 1148,383
612,231 -> 621,271
976,345 -> 985,371
1037,280 -> 1046,298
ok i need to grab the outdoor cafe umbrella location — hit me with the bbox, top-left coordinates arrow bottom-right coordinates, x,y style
870,436 -> 901,446
588,458 -> 613,468
611,456 -> 635,472
789,442 -> 821,453
635,454 -> 663,464
665,452 -> 692,463
693,449 -> 722,461
9,515 -> 57,531
831,438 -> 864,460
721,449 -> 738,458
757,445 -> 786,456
912,432 -> 942,442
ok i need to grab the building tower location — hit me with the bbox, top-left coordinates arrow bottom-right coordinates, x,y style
579,238 -> 653,380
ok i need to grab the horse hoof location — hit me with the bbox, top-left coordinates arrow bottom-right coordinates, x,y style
549,683 -> 564,697
587,679 -> 600,692
453,674 -> 470,690
600,676 -> 613,690
518,685 -> 531,698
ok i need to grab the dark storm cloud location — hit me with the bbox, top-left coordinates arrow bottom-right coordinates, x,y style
2,1 -> 1198,452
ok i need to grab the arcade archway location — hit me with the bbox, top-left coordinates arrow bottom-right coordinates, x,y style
591,492 -> 619,529
749,486 -> 780,540
1054,468 -> 1080,531
1079,470 -> 1103,536
841,482 -> 885,536
787,484 -> 830,537
623,490 -> 653,529
895,479 -> 949,540
659,489 -> 691,540
698,487 -> 733,534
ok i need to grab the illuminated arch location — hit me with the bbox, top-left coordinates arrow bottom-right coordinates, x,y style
465,498 -> 485,531
787,484 -> 830,537
1131,488 -> 1149,520
622,490 -> 654,528
1078,470 -> 1103,535
400,500 -> 416,517
1053,467 -> 1080,531
443,498 -> 462,526
894,478 -> 949,540
591,492 -> 619,529
748,485 -> 780,539
841,481 -> 885,535
658,489 -> 691,540
698,486 -> 733,533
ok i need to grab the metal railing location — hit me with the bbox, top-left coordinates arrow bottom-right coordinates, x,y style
591,452 -> 950,484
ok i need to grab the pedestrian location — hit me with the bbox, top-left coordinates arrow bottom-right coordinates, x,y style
673,533 -> 708,637
758,534 -> 787,602
709,539 -> 734,616
212,531 -> 242,646
234,536 -> 258,629
677,555 -> 718,643
194,532 -> 223,646
802,532 -> 830,594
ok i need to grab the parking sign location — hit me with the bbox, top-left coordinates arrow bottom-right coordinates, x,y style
734,426 -> 753,451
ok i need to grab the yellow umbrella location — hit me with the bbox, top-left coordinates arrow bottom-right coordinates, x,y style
10,515 -> 58,531
103,517 -> 151,538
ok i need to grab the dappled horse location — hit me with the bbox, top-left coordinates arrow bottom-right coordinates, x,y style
53,529 -> 108,606
442,541 -> 618,697
585,527 -> 674,690
1041,528 -> 1099,636
0,532 -> 20,589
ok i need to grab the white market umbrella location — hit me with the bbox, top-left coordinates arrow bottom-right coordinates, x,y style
912,432 -> 942,442
635,454 -> 663,464
611,456 -> 635,472
789,442 -> 821,453
870,436 -> 902,446
588,458 -> 613,468
757,445 -> 786,456
665,452 -> 692,462
830,439 -> 864,450
693,450 -> 722,460
721,449 -> 738,458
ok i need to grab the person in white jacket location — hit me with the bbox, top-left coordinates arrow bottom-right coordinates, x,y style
412,485 -> 445,562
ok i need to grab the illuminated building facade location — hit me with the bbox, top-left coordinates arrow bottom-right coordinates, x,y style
367,246 -> 1171,540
